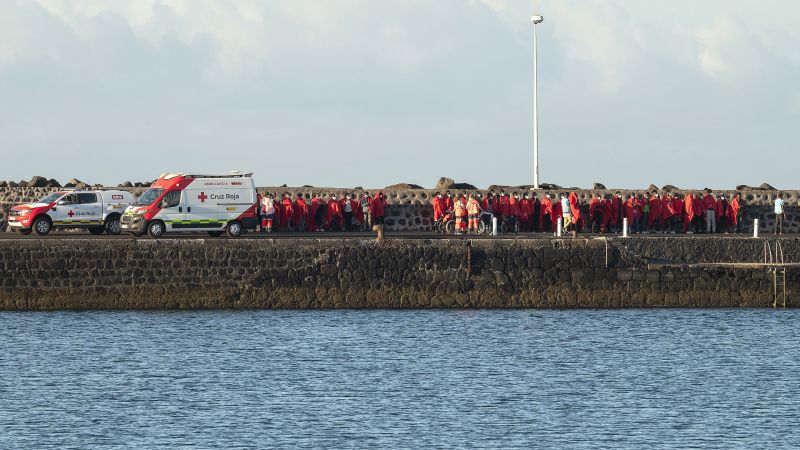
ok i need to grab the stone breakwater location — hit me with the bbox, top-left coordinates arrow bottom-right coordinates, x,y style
0,237 -> 795,310
0,186 -> 797,233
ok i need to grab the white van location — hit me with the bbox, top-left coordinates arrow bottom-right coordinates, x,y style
8,189 -> 135,235
120,172 -> 259,238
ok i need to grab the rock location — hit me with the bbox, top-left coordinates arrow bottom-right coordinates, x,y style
538,183 -> 561,190
28,176 -> 49,187
92,183 -> 104,188
46,178 -> 61,187
353,186 -> 363,190
647,184 -> 659,192
449,182 -> 477,190
302,185 -> 314,188
0,181 -> 7,188
65,178 -> 85,188
592,182 -> 606,190
119,181 -> 133,188
8,181 -> 18,188
434,177 -> 455,191
759,183 -> 776,190
18,180 -> 28,187
280,184 -> 287,187
662,184 -> 679,191
385,183 -> 423,190
736,185 -> 752,191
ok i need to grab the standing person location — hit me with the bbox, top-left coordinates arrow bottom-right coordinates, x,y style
727,193 -> 742,233
649,192 -> 662,232
260,193 -> 276,233
568,192 -> 582,238
560,193 -> 571,234
683,193 -> 694,234
481,192 -> 493,215
294,193 -> 309,232
311,193 -> 325,231
692,192 -> 705,233
673,194 -> 684,233
602,194 -> 614,233
280,193 -> 294,232
531,193 -> 541,232
625,194 -> 639,233
360,192 -> 372,231
540,193 -> 553,233
661,193 -> 676,234
506,194 -> 521,234
432,192 -> 444,228
495,190 -> 507,230
453,193 -> 467,234
715,193 -> 728,233
327,194 -> 343,231
341,193 -> 354,231
370,191 -> 387,240
703,190 -> 717,233
641,194 -> 650,233
589,193 -> 603,233
466,194 -> 481,234
775,193 -> 786,235
612,192 -> 624,233
519,193 -> 533,232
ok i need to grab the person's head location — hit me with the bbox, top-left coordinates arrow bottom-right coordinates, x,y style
616,191 -> 621,198
560,193 -> 566,198
778,193 -> 783,199
346,193 -> 351,200
434,191 -> 440,198
296,192 -> 302,199
469,193 -> 475,199
499,190 -> 505,195
523,193 -> 529,199
532,192 -> 537,198
379,192 -> 385,199
330,193 -> 336,200
545,192 -> 551,199
445,190 -> 451,197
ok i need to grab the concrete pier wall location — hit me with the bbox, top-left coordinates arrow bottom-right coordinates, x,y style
0,237 -> 795,310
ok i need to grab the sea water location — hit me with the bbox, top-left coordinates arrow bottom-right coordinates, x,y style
1,309 -> 799,448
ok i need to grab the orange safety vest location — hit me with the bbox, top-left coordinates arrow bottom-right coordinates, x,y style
454,199 -> 466,217
467,199 -> 480,215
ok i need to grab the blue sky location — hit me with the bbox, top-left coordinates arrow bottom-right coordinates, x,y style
1,0 -> 798,189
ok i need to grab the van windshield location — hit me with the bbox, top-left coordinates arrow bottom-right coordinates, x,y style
38,192 -> 65,204
133,188 -> 164,206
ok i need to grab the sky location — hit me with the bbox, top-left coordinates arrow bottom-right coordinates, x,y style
1,0 -> 798,189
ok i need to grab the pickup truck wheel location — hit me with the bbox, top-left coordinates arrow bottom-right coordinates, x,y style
227,221 -> 243,237
88,227 -> 105,235
33,217 -> 52,236
105,215 -> 122,235
148,221 -> 165,238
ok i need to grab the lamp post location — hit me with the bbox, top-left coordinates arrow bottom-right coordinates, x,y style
531,15 -> 543,189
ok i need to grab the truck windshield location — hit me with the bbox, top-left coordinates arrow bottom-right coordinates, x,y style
133,188 -> 164,206
38,192 -> 64,204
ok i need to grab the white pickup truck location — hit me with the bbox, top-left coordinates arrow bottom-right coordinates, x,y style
7,189 -> 135,235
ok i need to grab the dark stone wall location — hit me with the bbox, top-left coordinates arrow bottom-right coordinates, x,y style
1,237 -> 795,310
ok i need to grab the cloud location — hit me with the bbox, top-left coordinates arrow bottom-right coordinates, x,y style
0,0 -> 799,189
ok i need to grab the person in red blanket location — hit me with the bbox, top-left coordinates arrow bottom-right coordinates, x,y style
569,192 -> 583,236
601,194 -> 614,233
727,193 -> 741,233
294,193 -> 309,232
612,192 -> 623,232
494,190 -> 507,227
432,192 -> 445,224
443,191 -> 454,213
589,193 -> 603,233
648,193 -> 662,232
661,193 -> 676,233
310,193 -> 324,231
715,193 -> 728,233
539,193 -> 553,232
505,194 -> 521,234
683,193 -> 695,233
703,190 -> 717,233
351,193 -> 364,231
672,194 -> 684,233
327,194 -> 343,231
693,191 -> 705,233
280,192 -> 294,232
370,191 -> 387,240
624,194 -> 641,233
519,193 -> 533,232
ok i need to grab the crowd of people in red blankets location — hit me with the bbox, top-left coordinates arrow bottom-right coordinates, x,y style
431,189 -> 743,234
258,191 -> 387,232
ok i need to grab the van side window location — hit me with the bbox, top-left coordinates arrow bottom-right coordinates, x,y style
77,193 -> 98,204
162,190 -> 181,208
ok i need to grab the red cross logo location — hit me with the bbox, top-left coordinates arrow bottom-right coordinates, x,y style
198,192 -> 208,203
68,210 -> 75,217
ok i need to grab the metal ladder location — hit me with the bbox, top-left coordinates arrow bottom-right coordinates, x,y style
764,241 -> 788,308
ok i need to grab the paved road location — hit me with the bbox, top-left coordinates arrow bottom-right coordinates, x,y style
0,230 -> 783,240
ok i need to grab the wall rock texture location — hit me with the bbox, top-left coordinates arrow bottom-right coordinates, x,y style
0,237 -> 794,310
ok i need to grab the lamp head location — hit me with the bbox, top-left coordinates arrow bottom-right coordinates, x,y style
531,15 -> 544,24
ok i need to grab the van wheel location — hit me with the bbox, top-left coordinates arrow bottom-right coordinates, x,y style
227,221 -> 243,237
88,227 -> 105,235
33,217 -> 52,236
105,215 -> 122,235
208,231 -> 223,237
148,221 -> 165,238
